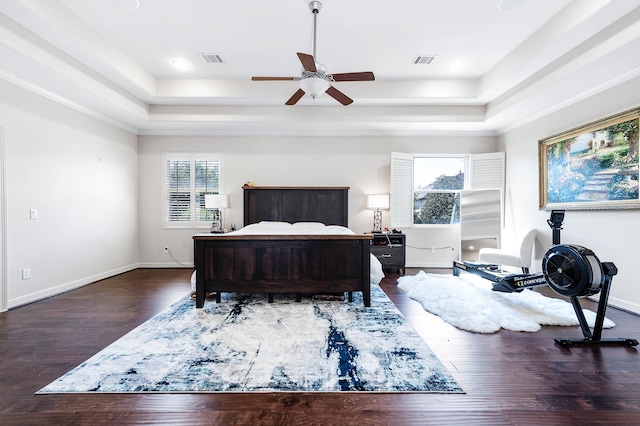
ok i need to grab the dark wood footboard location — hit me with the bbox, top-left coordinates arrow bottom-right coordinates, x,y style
193,234 -> 373,308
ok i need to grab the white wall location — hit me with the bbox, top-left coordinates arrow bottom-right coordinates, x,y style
138,135 -> 498,268
3,70 -> 638,314
0,80 -> 139,308
500,74 -> 640,314
1,123 -> 5,311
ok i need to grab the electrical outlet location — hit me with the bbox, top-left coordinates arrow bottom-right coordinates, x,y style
164,246 -> 169,253
22,268 -> 31,280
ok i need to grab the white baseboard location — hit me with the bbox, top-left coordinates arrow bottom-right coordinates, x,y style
591,294 -> 640,316
137,262 -> 194,268
8,263 -> 138,309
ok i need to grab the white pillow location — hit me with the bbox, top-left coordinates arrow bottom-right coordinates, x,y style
325,225 -> 355,235
258,221 -> 292,228
292,222 -> 325,228
232,222 -> 293,235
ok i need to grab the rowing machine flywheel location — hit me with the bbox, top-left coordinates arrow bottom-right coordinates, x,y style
542,244 -> 603,297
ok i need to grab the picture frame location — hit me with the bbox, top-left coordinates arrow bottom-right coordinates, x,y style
538,107 -> 639,210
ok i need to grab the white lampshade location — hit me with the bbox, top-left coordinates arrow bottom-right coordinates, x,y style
205,194 -> 229,209
300,77 -> 330,98
367,194 -> 389,210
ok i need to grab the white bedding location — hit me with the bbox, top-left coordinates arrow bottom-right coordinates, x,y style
217,221 -> 384,285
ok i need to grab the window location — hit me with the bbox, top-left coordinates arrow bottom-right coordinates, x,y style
390,152 -> 504,228
413,156 -> 466,225
163,153 -> 222,228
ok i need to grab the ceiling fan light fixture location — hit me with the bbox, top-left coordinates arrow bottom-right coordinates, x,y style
300,77 -> 330,98
250,0 -> 373,106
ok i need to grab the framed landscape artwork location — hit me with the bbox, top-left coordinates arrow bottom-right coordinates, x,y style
539,107 -> 640,210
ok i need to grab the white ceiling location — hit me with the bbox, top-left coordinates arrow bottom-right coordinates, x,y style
1,0 -> 640,136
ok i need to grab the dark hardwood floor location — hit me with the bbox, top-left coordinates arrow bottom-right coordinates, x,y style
1,267 -> 640,425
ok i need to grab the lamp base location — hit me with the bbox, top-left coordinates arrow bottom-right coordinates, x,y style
372,209 -> 382,233
210,209 -> 223,233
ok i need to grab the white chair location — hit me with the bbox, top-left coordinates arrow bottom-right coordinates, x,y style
478,229 -> 536,273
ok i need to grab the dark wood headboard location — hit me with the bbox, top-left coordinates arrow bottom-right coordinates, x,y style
243,186 -> 349,227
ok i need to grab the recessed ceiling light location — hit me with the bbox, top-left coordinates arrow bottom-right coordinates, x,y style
171,59 -> 191,71
498,0 -> 527,11
449,61 -> 465,72
112,0 -> 140,10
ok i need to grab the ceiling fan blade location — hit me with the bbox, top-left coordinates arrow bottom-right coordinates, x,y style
297,52 -> 317,72
325,86 -> 353,106
252,76 -> 299,81
285,89 -> 306,105
331,72 -> 375,82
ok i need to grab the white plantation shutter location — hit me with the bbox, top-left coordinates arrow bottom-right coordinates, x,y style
163,153 -> 222,228
390,152 -> 413,228
194,159 -> 221,222
469,152 -> 504,190
164,157 -> 191,223
470,152 -> 505,226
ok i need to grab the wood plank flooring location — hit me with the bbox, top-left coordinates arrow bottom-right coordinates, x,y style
1,268 -> 640,425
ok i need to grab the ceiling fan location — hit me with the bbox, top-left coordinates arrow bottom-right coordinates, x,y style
251,1 -> 375,106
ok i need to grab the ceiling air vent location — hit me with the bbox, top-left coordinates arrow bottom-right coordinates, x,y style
201,53 -> 225,64
412,55 -> 437,65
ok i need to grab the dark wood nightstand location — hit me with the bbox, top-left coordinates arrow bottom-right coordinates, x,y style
370,233 -> 406,274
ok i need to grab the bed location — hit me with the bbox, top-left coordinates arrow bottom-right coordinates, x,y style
193,186 -> 382,308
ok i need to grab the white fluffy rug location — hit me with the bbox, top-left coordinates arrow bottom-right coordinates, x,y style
397,271 -> 615,334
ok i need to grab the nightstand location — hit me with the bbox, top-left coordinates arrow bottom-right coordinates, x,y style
370,233 -> 406,274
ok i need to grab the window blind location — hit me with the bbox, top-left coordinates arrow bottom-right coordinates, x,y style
194,159 -> 220,222
165,158 -> 191,222
162,153 -> 222,228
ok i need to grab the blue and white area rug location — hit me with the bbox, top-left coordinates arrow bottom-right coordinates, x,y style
38,284 -> 462,394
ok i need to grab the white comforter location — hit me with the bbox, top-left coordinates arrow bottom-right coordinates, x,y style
225,221 -> 384,285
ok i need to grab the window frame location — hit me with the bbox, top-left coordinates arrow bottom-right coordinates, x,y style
390,152 -> 504,229
162,152 -> 223,230
412,155 -> 468,227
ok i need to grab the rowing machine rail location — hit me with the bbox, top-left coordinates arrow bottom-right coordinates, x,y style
453,260 -> 547,292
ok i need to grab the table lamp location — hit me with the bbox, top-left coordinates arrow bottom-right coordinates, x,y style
367,194 -> 389,233
205,194 -> 229,233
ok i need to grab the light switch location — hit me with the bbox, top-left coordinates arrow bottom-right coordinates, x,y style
30,208 -> 38,219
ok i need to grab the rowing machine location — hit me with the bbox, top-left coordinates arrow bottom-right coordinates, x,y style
454,210 -> 637,347
543,244 -> 638,347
